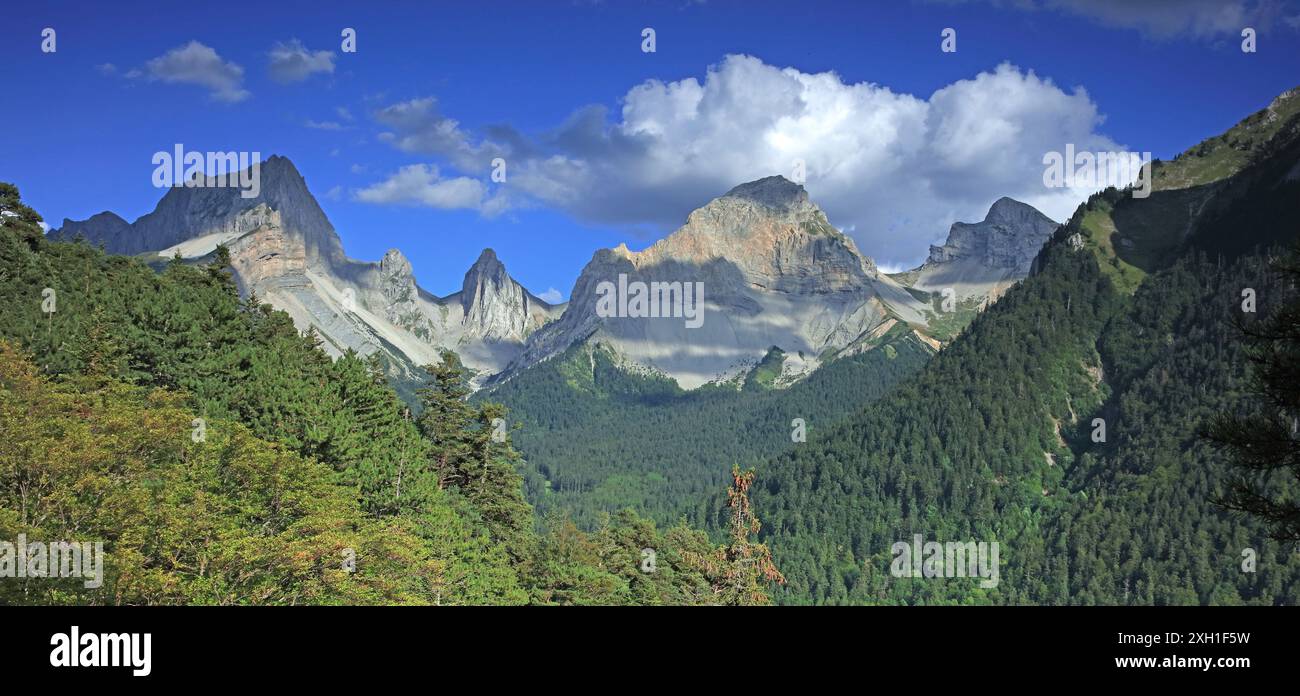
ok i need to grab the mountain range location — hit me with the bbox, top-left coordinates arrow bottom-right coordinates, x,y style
51,159 -> 1057,393
12,83 -> 1300,607
752,85 -> 1300,604
53,156 -> 561,389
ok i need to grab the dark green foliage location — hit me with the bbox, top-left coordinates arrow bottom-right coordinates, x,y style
418,350 -> 533,561
482,331 -> 931,529
488,103 -> 1300,605
753,185 -> 1300,604
1203,247 -> 1300,542
0,182 -> 760,604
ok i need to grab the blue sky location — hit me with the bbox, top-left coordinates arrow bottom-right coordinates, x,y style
3,0 -> 1299,298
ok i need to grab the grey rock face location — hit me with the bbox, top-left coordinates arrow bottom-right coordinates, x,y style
905,197 -> 1058,307
375,248 -> 440,340
45,158 -> 1039,392
677,176 -> 879,293
51,155 -> 342,263
499,176 -> 930,389
47,156 -> 557,388
459,248 -> 552,344
721,175 -> 814,213
54,211 -> 131,247
925,197 -> 1057,273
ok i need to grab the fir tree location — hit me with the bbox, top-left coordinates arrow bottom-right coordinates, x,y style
1203,246 -> 1300,541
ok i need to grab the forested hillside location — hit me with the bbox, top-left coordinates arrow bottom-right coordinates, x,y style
5,86 -> 1297,606
753,105 -> 1300,604
482,89 -> 1300,605
0,183 -> 778,605
482,327 -> 933,527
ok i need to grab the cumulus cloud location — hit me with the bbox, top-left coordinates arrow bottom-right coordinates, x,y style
268,39 -> 336,83
537,287 -> 565,304
355,164 -> 493,212
374,97 -> 507,173
144,41 -> 249,103
370,55 -> 1138,264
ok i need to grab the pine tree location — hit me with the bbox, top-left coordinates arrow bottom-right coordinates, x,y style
699,466 -> 786,605
416,350 -> 476,489
1203,246 -> 1300,541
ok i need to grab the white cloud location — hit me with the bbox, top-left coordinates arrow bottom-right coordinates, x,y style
145,41 -> 249,103
306,120 -> 345,130
543,58 -> 1120,261
370,55 -> 1139,263
874,261 -> 914,275
537,287 -> 565,304
268,39 -> 336,83
354,164 -> 489,211
374,97 -> 507,173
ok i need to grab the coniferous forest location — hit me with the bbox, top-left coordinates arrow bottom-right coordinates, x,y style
3,3 -> 1300,622
7,96 -> 1300,605
480,89 -> 1300,606
0,187 -> 781,605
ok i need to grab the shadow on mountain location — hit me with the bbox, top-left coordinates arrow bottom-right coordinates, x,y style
1108,111 -> 1300,271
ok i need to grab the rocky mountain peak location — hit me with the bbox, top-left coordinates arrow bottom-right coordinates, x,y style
684,175 -> 826,238
460,248 -> 539,342
461,248 -> 510,301
616,175 -> 877,293
986,197 -> 1049,226
473,247 -> 500,265
381,248 -> 414,278
720,175 -> 811,212
51,154 -> 342,263
1267,87 -> 1298,117
56,211 -> 130,245
261,154 -> 300,177
926,197 -> 1057,271
500,175 -> 933,389
379,248 -> 418,305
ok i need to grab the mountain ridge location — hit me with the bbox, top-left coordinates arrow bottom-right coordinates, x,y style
50,156 -> 559,386
51,162 -> 1055,393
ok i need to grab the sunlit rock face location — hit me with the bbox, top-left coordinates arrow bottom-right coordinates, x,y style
499,176 -> 933,390
50,156 -> 560,388
51,160 -> 1051,393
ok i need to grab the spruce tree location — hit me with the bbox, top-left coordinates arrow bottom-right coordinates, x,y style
1203,247 -> 1300,541
417,350 -> 476,489
716,466 -> 785,605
